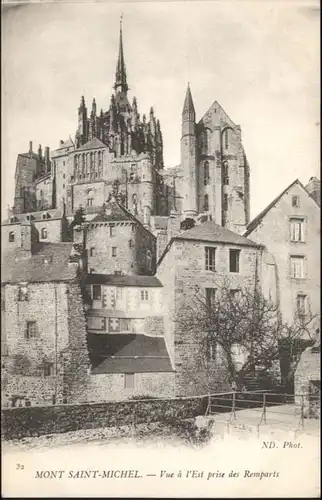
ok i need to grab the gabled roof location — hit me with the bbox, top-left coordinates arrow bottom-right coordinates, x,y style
198,100 -> 236,129
85,274 -> 162,287
175,220 -> 258,247
88,333 -> 173,374
75,137 -> 107,152
90,200 -> 141,225
1,243 -> 78,284
244,179 -> 320,237
157,220 -> 259,267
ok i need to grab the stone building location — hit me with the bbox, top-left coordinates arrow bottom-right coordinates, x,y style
156,220 -> 262,396
1,240 -> 89,407
294,341 -> 320,417
74,199 -> 157,276
2,208 -> 69,247
10,20 -> 251,238
245,179 -> 320,389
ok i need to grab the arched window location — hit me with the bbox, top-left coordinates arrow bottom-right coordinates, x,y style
223,162 -> 229,185
9,231 -> 15,243
224,130 -> 229,150
146,250 -> 152,271
41,227 -> 47,239
223,193 -> 228,211
204,194 -> 209,211
204,161 -> 210,185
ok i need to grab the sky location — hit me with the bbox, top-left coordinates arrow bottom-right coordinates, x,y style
1,0 -> 320,220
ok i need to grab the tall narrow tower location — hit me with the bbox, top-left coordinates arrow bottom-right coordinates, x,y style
114,17 -> 129,95
181,84 -> 197,217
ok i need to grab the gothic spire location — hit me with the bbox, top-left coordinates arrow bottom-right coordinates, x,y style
114,15 -> 128,94
182,82 -> 195,117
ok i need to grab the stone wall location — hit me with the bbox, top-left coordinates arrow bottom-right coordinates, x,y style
2,394 -> 208,440
83,372 -> 175,402
294,345 -> 320,415
1,280 -> 90,407
33,219 -> 63,243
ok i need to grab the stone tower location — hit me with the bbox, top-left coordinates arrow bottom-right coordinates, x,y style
181,84 -> 198,218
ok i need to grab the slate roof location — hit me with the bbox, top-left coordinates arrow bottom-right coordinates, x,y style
89,200 -> 142,226
1,243 -> 78,284
85,274 -> 162,287
75,137 -> 107,152
2,209 -> 64,225
244,179 -> 320,237
88,333 -> 173,374
175,220 -> 259,247
57,137 -> 74,149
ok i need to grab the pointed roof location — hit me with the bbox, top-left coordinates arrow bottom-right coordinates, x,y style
244,179 -> 320,237
75,137 -> 107,152
90,199 -> 143,226
182,83 -> 195,116
114,17 -> 128,93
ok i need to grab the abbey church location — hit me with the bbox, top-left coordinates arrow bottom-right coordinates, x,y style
10,21 -> 250,237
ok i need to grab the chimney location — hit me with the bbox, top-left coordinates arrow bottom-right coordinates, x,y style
29,141 -> 33,153
45,146 -> 50,170
60,140 -> 64,145
38,144 -> 42,159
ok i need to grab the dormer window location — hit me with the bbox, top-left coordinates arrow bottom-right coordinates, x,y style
42,212 -> 48,220
10,216 -> 16,224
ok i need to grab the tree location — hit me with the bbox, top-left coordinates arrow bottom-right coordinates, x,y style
175,278 -> 319,393
70,205 -> 86,228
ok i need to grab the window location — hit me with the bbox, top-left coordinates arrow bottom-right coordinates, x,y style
88,316 -> 105,331
63,174 -> 66,179
110,225 -> 116,237
121,318 -> 131,332
116,287 -> 123,300
124,373 -> 134,389
229,249 -> 240,273
204,161 -> 210,185
140,290 -> 149,301
112,247 -> 117,257
42,212 -> 47,219
92,285 -> 101,301
87,198 -> 93,207
204,194 -> 209,211
292,195 -> 300,208
25,321 -> 37,339
223,162 -> 229,185
9,231 -> 15,243
205,247 -> 216,272
129,239 -> 134,248
146,250 -> 152,271
224,129 -> 229,149
206,288 -> 216,308
223,193 -> 228,211
43,362 -> 54,377
41,227 -> 47,239
208,341 -> 217,361
90,247 -> 96,257
297,294 -> 307,315
290,256 -> 305,279
43,256 -> 52,265
290,218 -> 305,242
63,184 -> 65,189
18,284 -> 28,301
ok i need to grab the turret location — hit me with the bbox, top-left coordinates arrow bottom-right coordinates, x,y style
44,146 -> 50,173
181,83 -> 197,217
78,95 -> 88,146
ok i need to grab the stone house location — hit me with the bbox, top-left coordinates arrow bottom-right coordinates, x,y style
77,199 -> 157,276
245,179 -> 320,389
1,241 -> 89,407
156,220 -> 262,396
